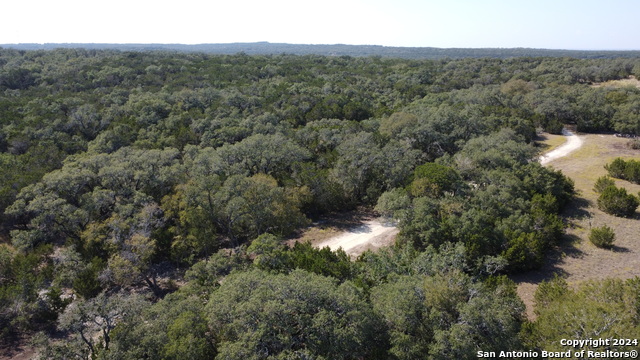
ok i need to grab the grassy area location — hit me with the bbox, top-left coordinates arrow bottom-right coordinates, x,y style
514,133 -> 640,319
534,132 -> 567,153
590,75 -> 640,89
549,134 -> 640,201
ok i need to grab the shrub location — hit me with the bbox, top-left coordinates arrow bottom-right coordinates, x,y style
534,275 -> 568,313
627,139 -> 640,150
589,225 -> 616,248
605,157 -> 628,179
544,119 -> 564,135
593,176 -> 615,194
597,185 -> 639,217
409,162 -> 461,197
604,157 -> 640,184
624,159 -> 640,184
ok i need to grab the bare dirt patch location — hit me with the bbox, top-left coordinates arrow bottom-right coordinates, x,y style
313,219 -> 398,256
513,134 -> 640,319
290,209 -> 398,257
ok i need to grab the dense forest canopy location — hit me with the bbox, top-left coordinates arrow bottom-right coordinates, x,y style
1,48 -> 640,359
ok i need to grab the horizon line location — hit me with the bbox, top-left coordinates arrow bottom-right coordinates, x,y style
2,42 -> 640,52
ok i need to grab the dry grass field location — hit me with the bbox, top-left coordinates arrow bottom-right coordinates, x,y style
513,133 -> 640,319
590,75 -> 640,89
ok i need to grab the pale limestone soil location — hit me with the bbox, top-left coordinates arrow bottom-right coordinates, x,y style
539,129 -> 583,165
313,219 -> 398,257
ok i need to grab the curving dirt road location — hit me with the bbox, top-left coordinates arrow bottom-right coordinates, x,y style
539,129 -> 583,165
514,133 -> 640,319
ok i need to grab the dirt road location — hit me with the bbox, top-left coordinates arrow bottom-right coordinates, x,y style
311,129 -> 584,259
313,218 -> 398,256
515,133 -> 640,319
539,129 -> 583,165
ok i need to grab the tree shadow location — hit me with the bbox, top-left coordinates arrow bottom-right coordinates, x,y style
510,267 -> 569,288
553,232 -> 585,260
348,224 -> 372,234
307,207 -> 377,232
561,195 -> 592,222
0,333 -> 36,360
511,191 -> 599,307
510,228 -> 585,288
530,233 -> 584,274
287,207 -> 380,242
611,245 -> 631,253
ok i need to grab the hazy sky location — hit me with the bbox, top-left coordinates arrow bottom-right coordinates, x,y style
3,0 -> 639,50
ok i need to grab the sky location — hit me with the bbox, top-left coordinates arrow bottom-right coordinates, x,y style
2,0 -> 639,50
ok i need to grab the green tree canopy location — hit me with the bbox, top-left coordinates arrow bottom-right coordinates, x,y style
206,269 -> 388,360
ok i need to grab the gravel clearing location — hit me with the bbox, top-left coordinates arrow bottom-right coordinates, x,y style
313,218 -> 398,256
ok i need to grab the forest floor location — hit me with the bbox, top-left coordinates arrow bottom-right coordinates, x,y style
513,132 -> 640,319
291,209 -> 398,257
0,334 -> 36,360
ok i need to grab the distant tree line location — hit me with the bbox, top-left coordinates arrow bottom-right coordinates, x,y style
3,42 -> 640,59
